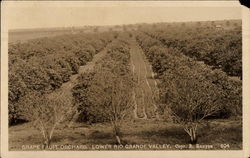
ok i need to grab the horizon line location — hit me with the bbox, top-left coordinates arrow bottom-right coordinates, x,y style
9,18 -> 241,32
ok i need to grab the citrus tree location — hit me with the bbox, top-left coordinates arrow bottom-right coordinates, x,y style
18,91 -> 77,148
160,65 -> 224,144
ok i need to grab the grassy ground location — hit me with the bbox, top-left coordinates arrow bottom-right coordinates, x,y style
9,118 -> 242,151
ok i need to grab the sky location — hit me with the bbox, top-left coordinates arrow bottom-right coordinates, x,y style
4,2 -> 241,30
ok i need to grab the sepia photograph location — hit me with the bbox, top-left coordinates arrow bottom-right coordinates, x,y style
1,1 -> 250,158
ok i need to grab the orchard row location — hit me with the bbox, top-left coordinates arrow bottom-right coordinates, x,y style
140,24 -> 242,78
9,32 -> 115,125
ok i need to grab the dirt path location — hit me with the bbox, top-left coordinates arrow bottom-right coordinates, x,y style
129,37 -> 159,119
48,46 -> 108,101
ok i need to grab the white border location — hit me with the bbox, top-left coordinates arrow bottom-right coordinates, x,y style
242,6 -> 250,158
1,1 -> 249,158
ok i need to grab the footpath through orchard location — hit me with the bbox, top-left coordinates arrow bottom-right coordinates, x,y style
129,37 -> 160,120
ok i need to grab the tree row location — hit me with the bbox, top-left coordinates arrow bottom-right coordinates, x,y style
140,23 -> 242,78
72,33 -> 134,144
136,32 -> 242,144
9,32 -> 114,125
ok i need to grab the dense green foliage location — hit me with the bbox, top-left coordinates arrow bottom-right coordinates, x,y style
136,30 -> 241,143
141,23 -> 242,78
8,21 -> 242,146
72,34 -> 134,124
9,33 -> 114,125
136,33 -> 242,119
